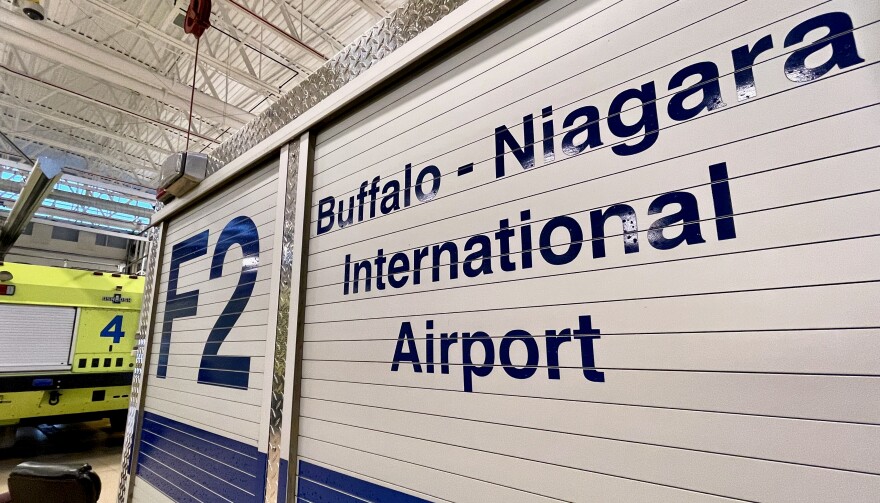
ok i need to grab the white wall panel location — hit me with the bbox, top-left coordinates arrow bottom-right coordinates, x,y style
298,0 -> 880,500
143,395 -> 261,442
132,159 -> 280,503
307,62 -> 880,255
301,361 -> 880,424
298,419 -> 743,503
300,399 -> 880,503
300,379 -> 880,474
306,235 -> 880,320
311,0 -> 879,211
143,370 -> 265,405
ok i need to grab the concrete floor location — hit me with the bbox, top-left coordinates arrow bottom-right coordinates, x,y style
0,420 -> 124,503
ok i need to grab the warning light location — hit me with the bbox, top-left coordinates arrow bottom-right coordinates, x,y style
0,284 -> 14,296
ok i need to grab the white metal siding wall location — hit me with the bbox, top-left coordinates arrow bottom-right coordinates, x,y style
0,304 -> 75,371
131,160 -> 280,503
299,0 -> 880,501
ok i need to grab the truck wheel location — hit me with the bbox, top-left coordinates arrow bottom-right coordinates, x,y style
0,425 -> 16,449
109,413 -> 128,432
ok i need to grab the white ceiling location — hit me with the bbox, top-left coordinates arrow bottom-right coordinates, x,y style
0,0 -> 404,191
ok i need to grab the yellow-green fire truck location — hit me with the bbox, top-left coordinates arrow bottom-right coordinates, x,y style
0,261 -> 143,448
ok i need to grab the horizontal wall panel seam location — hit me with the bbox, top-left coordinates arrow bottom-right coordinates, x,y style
142,416 -> 260,461
309,106 -> 880,256
299,396 -> 880,476
301,326 -> 880,343
312,0 -> 685,183
304,279 -> 880,323
308,95 -> 880,247
304,231 -> 880,300
138,452 -> 235,502
299,376 -> 880,427
139,431 -> 258,477
139,439 -> 257,496
299,359 -> 880,377
137,464 -> 205,503
166,176 -> 280,233
298,433 -> 752,503
295,456 -> 454,503
144,407 -> 260,444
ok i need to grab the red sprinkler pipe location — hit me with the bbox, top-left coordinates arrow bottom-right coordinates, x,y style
223,0 -> 328,61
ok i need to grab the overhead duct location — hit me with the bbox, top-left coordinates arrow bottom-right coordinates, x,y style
0,158 -> 63,260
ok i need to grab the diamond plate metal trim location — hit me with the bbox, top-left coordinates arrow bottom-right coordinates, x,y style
264,142 -> 299,503
117,224 -> 162,503
206,0 -> 468,177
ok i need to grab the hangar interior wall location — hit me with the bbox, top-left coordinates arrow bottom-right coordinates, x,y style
4,220 -> 132,270
122,0 -> 880,502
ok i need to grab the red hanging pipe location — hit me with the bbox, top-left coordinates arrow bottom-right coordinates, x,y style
183,0 -> 213,151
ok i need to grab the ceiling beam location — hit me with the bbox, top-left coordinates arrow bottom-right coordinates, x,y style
3,157 -> 155,198
221,0 -> 328,61
0,94 -> 171,158
0,64 -> 220,147
2,127 -> 153,185
351,0 -> 389,20
78,0 -> 283,99
212,5 -> 314,78
1,111 -> 158,168
276,3 -> 301,39
0,8 -> 253,130
277,0 -> 345,53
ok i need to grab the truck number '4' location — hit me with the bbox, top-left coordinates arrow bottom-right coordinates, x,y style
157,216 -> 260,390
100,315 -> 126,344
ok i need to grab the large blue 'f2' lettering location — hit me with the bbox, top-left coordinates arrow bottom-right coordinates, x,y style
198,216 -> 260,389
158,230 -> 208,379
157,216 -> 260,390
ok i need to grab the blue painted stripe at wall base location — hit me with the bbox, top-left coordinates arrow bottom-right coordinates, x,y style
142,412 -> 261,463
140,416 -> 260,474
139,429 -> 257,492
137,464 -> 199,503
138,438 -> 254,501
137,411 -> 267,503
298,478 -> 364,503
297,461 -> 432,503
138,452 -> 223,503
279,458 -> 289,503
